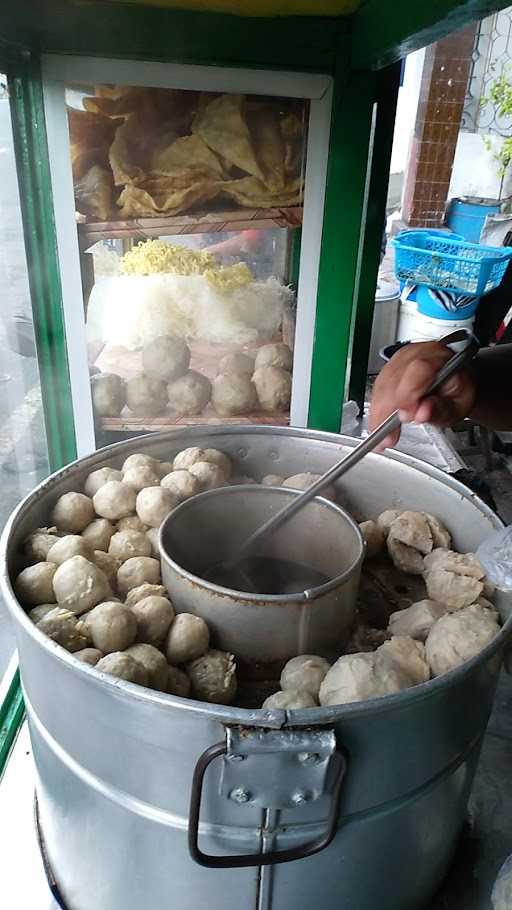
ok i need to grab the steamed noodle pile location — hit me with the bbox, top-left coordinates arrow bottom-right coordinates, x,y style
87,240 -> 292,348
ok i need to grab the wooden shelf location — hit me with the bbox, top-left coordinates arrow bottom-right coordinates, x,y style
99,412 -> 289,433
78,206 -> 303,247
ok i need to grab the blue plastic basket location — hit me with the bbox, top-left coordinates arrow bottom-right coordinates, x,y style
392,230 -> 512,296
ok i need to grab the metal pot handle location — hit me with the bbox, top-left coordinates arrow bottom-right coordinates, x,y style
188,739 -> 347,869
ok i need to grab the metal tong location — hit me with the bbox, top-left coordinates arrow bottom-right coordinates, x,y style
219,328 -> 480,577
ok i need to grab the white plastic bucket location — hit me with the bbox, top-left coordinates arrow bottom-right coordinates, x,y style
397,300 -> 475,344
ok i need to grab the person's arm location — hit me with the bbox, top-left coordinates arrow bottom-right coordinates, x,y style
368,341 -> 512,448
205,229 -> 263,258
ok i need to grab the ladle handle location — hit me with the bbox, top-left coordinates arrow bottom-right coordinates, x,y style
225,328 -> 479,569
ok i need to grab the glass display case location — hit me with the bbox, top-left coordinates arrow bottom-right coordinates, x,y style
42,56 -> 333,456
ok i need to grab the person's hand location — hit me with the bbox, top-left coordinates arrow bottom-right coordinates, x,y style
369,341 -> 477,449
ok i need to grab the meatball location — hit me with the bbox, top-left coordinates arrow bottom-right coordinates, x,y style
262,689 -> 316,709
387,511 -> 433,555
51,492 -> 95,533
283,473 -> 336,503
84,467 -> 123,498
146,527 -> 159,558
165,613 -> 209,664
36,607 -> 90,652
117,557 -> 161,596
93,481 -> 137,521
388,600 -> 448,642
142,335 -> 190,383
261,474 -> 284,487
125,643 -> 168,690
91,373 -> 126,418
319,652 -> 411,706
377,637 -> 430,685
53,555 -> 111,615
84,601 -> 137,653
376,510 -> 402,537
160,470 -> 200,503
130,595 -> 175,647
46,535 -> 94,565
167,370 -> 211,416
122,453 -> 161,475
186,649 -> 237,705
218,352 -> 255,376
96,652 -> 149,686
109,530 -> 152,561
387,535 -> 424,575
426,604 -> 500,676
359,520 -> 385,558
116,515 -> 148,533
280,654 -> 330,699
211,373 -> 258,417
125,584 -> 167,607
424,567 -> 483,610
28,604 -> 56,623
254,342 -> 293,372
126,373 -> 168,417
188,462 -> 226,491
93,551 -> 121,587
74,647 -> 104,666
82,518 -> 115,552
253,366 -> 292,412
123,465 -> 161,492
23,528 -> 60,563
15,562 -> 57,606
136,487 -> 177,528
166,666 -> 191,698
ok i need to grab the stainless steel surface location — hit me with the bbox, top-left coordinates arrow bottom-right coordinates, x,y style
220,728 -> 337,809
1,425 -> 512,910
159,486 -> 363,665
224,329 -> 479,571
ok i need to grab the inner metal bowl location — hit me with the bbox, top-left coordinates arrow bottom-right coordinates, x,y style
159,484 -> 364,669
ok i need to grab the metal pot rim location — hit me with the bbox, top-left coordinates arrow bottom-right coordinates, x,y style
158,484 -> 365,603
1,424 -> 510,727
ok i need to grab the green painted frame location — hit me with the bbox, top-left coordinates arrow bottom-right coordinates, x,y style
9,56 -> 77,470
0,57 -> 77,776
307,67 -> 376,431
0,669 -> 24,775
353,0 -> 512,69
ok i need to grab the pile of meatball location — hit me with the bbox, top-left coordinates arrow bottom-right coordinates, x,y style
91,336 -> 293,420
264,509 -> 501,709
13,444 -> 501,710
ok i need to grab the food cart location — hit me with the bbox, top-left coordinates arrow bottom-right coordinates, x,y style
1,2 -> 512,909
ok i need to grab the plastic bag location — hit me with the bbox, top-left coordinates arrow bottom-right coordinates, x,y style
340,401 -> 360,436
476,526 -> 512,592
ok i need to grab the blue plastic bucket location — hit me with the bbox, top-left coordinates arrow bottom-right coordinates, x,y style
446,198 -> 501,244
402,283 -> 480,320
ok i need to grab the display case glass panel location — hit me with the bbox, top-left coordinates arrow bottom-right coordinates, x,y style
0,76 -> 50,681
42,57 -> 332,455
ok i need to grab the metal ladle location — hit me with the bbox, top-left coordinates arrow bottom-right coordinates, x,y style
214,328 -> 480,588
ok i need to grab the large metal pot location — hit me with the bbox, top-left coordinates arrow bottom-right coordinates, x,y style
159,485 -> 364,667
2,426 -> 511,910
